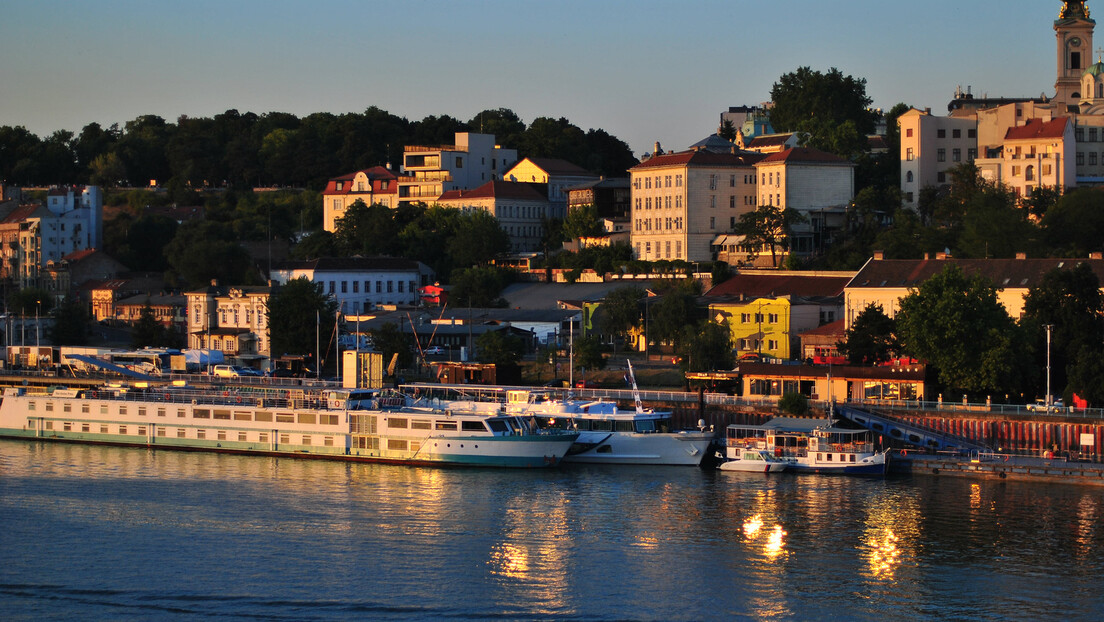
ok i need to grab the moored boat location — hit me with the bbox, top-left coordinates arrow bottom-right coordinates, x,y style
503,389 -> 714,466
0,385 -> 578,468
717,445 -> 788,473
723,417 -> 888,475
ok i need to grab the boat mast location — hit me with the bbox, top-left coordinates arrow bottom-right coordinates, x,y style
627,359 -> 644,414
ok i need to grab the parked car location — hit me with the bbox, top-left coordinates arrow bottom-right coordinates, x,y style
1027,398 -> 1064,412
425,346 -> 446,355
236,366 -> 263,377
212,364 -> 239,378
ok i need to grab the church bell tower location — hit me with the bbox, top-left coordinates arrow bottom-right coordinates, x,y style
1056,1 -> 1096,111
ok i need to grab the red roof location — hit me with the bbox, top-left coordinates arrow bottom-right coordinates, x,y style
757,147 -> 851,165
323,167 -> 401,196
1,204 -> 41,223
631,150 -> 764,170
438,180 -> 547,202
62,249 -> 98,262
800,318 -> 845,337
1005,117 -> 1069,141
705,273 -> 852,298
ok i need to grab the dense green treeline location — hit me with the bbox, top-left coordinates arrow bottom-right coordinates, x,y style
0,107 -> 638,189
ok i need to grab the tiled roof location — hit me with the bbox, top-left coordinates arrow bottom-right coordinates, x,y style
847,256 -> 1104,289
705,272 -> 853,298
1004,117 -> 1069,141
747,133 -> 795,148
630,150 -> 764,170
323,166 -> 402,196
757,147 -> 851,165
799,318 -> 845,337
1,204 -> 43,223
62,249 -> 98,262
438,180 -> 547,202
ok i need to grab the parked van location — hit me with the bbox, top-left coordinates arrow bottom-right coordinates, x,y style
212,364 -> 240,378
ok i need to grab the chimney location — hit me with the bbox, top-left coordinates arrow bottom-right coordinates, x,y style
654,141 -> 663,156
210,279 -> 219,287
1015,252 -> 1027,260
923,253 -> 930,260
872,250 -> 884,261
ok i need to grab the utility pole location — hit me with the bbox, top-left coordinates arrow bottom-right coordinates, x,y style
1044,324 -> 1054,409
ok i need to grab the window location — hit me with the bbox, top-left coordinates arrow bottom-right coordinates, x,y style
937,129 -> 946,138
937,148 -> 946,162
1092,128 -> 1099,142
952,148 -> 961,162
730,174 -> 736,187
906,148 -> 914,161
341,281 -> 347,293
456,156 -> 463,168
353,281 -> 359,293
952,129 -> 961,138
937,172 -> 946,183
906,128 -> 913,137
906,171 -> 914,183
1078,152 -> 1086,165
709,174 -> 717,190
968,129 -> 977,138
730,196 -> 736,208
710,217 -> 715,230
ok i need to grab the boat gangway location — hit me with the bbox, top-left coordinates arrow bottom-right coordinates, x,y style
835,405 -> 992,453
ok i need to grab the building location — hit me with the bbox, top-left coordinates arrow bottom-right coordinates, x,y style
42,249 -> 128,303
186,282 -> 272,366
898,109 -> 979,207
322,166 -> 402,232
754,147 -> 856,255
709,295 -> 843,361
5,185 -> 105,290
398,133 -> 517,209
565,177 -> 631,229
113,292 -> 187,330
843,251 -> 1104,329
629,148 -> 764,262
743,132 -> 800,154
974,117 -> 1077,197
436,181 -> 550,252
270,256 -> 434,314
504,157 -> 600,219
901,1 -> 1104,204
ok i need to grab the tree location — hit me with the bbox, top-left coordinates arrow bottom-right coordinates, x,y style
49,297 -> 89,346
333,200 -> 400,256
599,286 -> 644,350
476,330 -> 526,367
369,322 -> 415,373
562,204 -> 604,240
164,220 -> 256,288
676,320 -> 734,372
131,301 -> 164,349
1020,263 -> 1104,397
896,265 -> 1029,394
718,119 -> 738,142
769,67 -> 877,156
573,335 -> 606,372
450,266 -> 511,307
1040,187 -> 1104,256
1066,345 -> 1104,406
650,290 -> 698,347
734,206 -> 807,267
8,287 -> 53,318
838,303 -> 898,365
446,210 -> 511,269
266,277 -> 338,365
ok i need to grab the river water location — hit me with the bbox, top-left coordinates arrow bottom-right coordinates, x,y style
0,439 -> 1101,621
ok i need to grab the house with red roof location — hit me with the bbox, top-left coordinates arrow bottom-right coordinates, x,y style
974,117 -> 1076,199
322,166 -> 402,232
436,180 -> 551,252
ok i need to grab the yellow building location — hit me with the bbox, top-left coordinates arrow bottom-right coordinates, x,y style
709,296 -> 826,361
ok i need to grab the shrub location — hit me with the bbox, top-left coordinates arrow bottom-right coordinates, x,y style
778,392 -> 809,416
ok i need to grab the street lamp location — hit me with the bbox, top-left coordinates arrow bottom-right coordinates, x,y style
1044,324 -> 1054,409
35,299 -> 40,351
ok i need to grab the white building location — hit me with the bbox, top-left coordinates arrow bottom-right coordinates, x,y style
270,257 -> 435,314
398,133 -> 518,209
436,181 -> 550,252
754,147 -> 855,255
19,185 -> 104,288
503,157 -> 600,219
186,282 -> 272,365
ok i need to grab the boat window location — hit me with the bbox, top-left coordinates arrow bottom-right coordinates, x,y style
850,455 -> 857,463
276,413 -> 294,423
320,414 -> 339,426
298,413 -> 316,425
213,410 -> 231,420
193,409 -> 211,419
486,419 -> 508,433
411,420 -> 432,430
591,420 -> 613,432
255,411 -> 272,422
826,454 -> 833,461
388,417 -> 408,429
436,421 -> 458,431
461,421 -> 487,432
616,421 -> 635,432
233,411 -> 252,421
573,418 -> 590,431
634,420 -> 656,433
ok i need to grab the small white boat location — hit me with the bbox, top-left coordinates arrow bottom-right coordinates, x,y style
723,417 -> 888,475
718,446 -> 788,472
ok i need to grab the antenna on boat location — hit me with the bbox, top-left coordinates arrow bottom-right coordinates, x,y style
627,359 -> 644,414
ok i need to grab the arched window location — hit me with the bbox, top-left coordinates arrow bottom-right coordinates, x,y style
1026,165 -> 1035,181
906,171 -> 914,183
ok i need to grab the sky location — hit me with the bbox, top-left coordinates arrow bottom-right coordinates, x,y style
0,0 -> 1073,158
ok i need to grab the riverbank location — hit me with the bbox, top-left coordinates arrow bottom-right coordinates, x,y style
891,451 -> 1104,486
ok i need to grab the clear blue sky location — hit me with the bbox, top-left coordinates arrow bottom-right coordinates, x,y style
0,0 -> 1068,158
